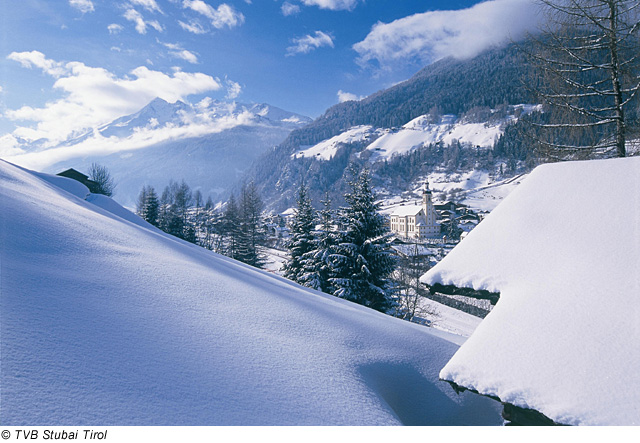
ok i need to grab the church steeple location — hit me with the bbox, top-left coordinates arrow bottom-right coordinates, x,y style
422,180 -> 432,207
421,179 -> 439,237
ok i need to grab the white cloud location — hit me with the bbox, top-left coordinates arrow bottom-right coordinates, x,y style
123,8 -> 164,34
124,9 -> 148,33
129,0 -> 163,14
182,1 -> 244,29
286,31 -> 334,56
69,0 -> 95,13
301,0 -> 358,11
337,90 -> 364,103
4,107 -> 257,171
7,51 -> 67,77
4,52 -> 221,147
225,80 -> 242,100
107,24 -> 124,34
178,19 -> 207,34
161,42 -> 199,64
0,134 -> 25,157
353,0 -> 542,67
281,2 -> 301,16
148,20 -> 164,32
171,50 -> 199,64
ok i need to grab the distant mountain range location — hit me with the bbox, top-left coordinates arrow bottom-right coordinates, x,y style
38,97 -> 311,208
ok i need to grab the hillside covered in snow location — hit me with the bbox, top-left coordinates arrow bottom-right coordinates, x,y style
292,105 -> 539,164
422,157 -> 640,425
0,160 -> 502,425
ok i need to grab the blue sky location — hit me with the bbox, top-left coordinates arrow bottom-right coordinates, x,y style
0,0 -> 542,157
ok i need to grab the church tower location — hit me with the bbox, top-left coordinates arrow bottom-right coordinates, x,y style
422,180 -> 440,237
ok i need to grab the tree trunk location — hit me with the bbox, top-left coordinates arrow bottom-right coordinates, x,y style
608,1 -> 627,157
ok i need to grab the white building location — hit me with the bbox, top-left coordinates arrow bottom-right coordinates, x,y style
389,182 -> 440,240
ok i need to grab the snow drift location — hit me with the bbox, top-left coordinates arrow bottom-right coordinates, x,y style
422,157 -> 640,425
0,160 -> 501,425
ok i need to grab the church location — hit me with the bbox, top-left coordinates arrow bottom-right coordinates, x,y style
389,182 -> 440,240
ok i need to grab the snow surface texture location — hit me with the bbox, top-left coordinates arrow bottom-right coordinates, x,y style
0,160 -> 502,425
422,157 -> 640,426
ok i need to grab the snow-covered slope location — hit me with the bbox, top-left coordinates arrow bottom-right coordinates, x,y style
3,98 -> 311,208
291,125 -> 380,161
364,115 -> 502,162
422,157 -> 640,425
0,160 -> 502,425
292,106 -> 538,164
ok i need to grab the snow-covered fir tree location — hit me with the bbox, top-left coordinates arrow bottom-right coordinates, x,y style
158,180 -> 196,243
283,184 -> 315,284
222,193 -> 241,259
136,185 -> 159,227
235,182 -> 267,268
328,168 -> 396,312
299,192 -> 337,293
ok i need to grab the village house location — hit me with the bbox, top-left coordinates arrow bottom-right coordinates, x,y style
56,168 -> 101,194
389,182 -> 440,240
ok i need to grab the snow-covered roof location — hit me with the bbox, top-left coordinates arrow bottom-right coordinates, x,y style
390,205 -> 423,217
0,160 -> 502,425
279,207 -> 296,216
421,157 -> 640,425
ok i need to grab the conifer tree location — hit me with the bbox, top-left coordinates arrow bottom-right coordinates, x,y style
299,192 -> 336,292
329,168 -> 396,312
145,186 -> 160,227
136,185 -> 159,226
136,186 -> 148,218
223,193 -> 241,260
283,184 -> 315,284
236,182 -> 266,268
175,180 -> 195,242
157,180 -> 196,242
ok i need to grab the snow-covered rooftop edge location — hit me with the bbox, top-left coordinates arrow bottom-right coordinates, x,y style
421,156 -> 640,425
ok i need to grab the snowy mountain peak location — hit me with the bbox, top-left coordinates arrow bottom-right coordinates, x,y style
96,97 -> 310,140
101,97 -> 189,136
247,103 -> 312,127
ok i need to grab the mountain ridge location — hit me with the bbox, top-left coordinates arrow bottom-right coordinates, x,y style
277,43 -> 536,152
22,97 -> 312,208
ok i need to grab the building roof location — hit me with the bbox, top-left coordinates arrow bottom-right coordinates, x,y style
279,207 -> 296,217
56,168 -> 101,194
390,205 -> 423,217
57,168 -> 89,181
421,156 -> 640,425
